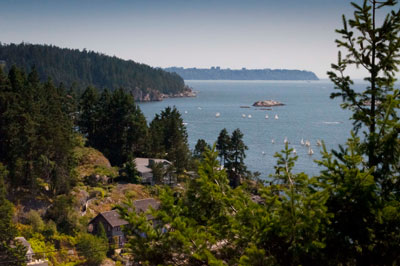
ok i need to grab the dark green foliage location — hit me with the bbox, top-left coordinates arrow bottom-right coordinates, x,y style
216,128 -> 248,186
0,164 -> 27,266
149,162 -> 166,185
76,233 -> 108,266
148,106 -> 190,174
118,146 -> 328,265
78,87 -> 148,166
0,66 -> 76,195
96,222 -> 107,241
0,43 -> 186,96
328,0 -> 400,184
324,1 -> 400,264
46,194 -> 79,234
216,128 -> 231,165
193,139 -> 211,159
119,160 -> 141,184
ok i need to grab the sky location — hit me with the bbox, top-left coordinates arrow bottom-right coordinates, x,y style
0,0 -> 397,78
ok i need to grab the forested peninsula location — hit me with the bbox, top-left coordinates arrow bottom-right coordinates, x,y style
0,43 -> 190,101
164,66 -> 319,80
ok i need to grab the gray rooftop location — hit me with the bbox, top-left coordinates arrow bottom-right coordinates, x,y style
93,198 -> 160,227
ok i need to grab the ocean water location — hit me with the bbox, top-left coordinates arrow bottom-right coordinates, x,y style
139,80 -> 366,179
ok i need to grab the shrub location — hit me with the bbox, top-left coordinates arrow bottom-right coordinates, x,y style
26,210 -> 44,233
76,233 -> 108,266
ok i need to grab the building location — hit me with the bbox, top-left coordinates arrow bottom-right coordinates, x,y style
134,158 -> 173,185
14,237 -> 48,266
88,198 -> 160,247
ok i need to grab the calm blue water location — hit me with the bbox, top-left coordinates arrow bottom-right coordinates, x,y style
139,80 -> 365,179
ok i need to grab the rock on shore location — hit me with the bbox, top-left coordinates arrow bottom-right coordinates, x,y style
253,100 -> 284,107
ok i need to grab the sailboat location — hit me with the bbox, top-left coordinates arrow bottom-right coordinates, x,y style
316,140 -> 322,146
265,114 -> 269,119
248,114 -> 252,118
293,148 -> 297,154
271,139 -> 275,144
242,114 -> 246,118
301,138 -> 305,146
305,140 -> 311,147
284,137 -> 289,144
262,151 -> 266,155
308,147 -> 314,155
215,112 -> 220,117
274,114 -> 279,120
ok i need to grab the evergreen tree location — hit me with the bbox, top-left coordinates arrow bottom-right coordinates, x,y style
322,1 -> 400,263
78,86 -> 99,147
0,67 -> 75,195
78,87 -> 148,166
148,107 -> 190,174
226,128 -> 248,186
216,128 -> 231,165
193,139 -> 211,159
0,164 -> 27,266
328,0 -> 400,191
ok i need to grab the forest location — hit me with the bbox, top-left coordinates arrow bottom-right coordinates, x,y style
1,0 -> 400,265
0,43 -> 186,100
164,67 -> 319,80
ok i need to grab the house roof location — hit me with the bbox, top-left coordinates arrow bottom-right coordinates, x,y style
99,210 -> 129,227
90,198 -> 160,227
134,158 -> 171,174
15,237 -> 34,255
134,198 -> 160,214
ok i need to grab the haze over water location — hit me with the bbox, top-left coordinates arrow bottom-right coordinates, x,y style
139,80 -> 368,179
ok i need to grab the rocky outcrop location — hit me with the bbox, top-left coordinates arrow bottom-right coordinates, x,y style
130,86 -> 196,102
130,87 -> 163,102
253,100 -> 284,107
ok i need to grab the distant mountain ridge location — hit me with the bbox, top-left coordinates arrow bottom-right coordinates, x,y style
164,67 -> 319,80
0,43 -> 188,101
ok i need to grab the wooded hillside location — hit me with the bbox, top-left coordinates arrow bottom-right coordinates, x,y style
0,43 -> 186,100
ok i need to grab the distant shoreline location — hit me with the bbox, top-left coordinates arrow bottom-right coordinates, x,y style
164,67 -> 319,81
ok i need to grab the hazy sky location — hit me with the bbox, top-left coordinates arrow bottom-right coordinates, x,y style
0,0 -> 397,78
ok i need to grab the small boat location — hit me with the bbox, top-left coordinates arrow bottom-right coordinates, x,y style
242,114 -> 246,118
182,122 -> 188,126
293,148 -> 297,154
240,106 -> 251,108
316,140 -> 322,146
305,140 -> 311,147
248,114 -> 252,118
198,107 -> 202,110
265,114 -> 269,119
271,139 -> 275,144
216,112 -> 220,117
308,147 -> 314,155
262,151 -> 266,155
284,137 -> 289,144
184,110 -> 188,114
274,114 -> 279,120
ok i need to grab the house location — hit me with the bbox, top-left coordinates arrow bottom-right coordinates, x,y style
134,158 -> 174,185
14,237 -> 48,266
88,198 -> 160,247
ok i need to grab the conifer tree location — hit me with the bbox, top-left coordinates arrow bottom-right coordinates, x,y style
0,164 -> 27,266
216,128 -> 231,165
323,1 -> 400,263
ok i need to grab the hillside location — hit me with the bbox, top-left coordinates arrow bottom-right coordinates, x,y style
0,42 -> 187,101
164,66 -> 319,80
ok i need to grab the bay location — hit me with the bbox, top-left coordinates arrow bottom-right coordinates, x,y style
139,80 -> 366,179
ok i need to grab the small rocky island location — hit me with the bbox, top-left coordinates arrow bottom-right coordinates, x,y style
253,100 -> 284,107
